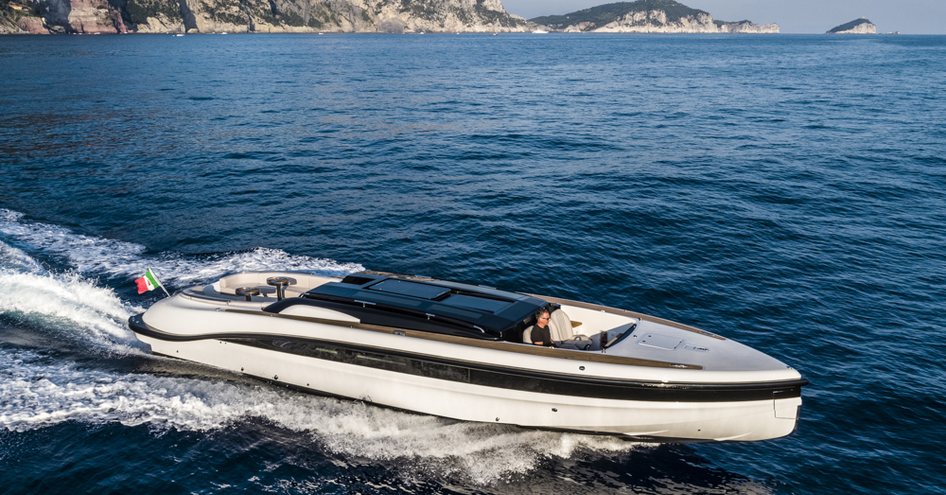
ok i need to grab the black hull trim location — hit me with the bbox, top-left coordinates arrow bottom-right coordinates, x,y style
129,315 -> 806,403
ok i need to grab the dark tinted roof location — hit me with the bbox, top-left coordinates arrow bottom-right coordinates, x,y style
298,272 -> 546,339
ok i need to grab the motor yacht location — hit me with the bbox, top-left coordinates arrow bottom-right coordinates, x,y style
129,271 -> 806,442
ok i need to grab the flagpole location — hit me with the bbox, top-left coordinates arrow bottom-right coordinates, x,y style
149,268 -> 172,298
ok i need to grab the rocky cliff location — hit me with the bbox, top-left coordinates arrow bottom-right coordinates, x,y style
0,0 -> 530,34
531,0 -> 778,34
827,18 -> 876,35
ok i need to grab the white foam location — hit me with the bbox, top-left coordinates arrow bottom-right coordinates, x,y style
0,272 -> 138,349
0,349 -> 269,431
0,208 -> 363,286
151,247 -> 364,286
0,348 -> 642,483
0,208 -> 146,275
0,246 -> 143,354
0,241 -> 45,274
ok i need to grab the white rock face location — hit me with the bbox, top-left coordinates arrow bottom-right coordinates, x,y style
133,16 -> 183,34
0,8 -> 47,34
719,20 -> 780,34
559,10 -> 778,34
65,0 -> 119,33
831,23 -> 877,34
360,0 -> 528,33
13,15 -> 49,34
1,0 -> 531,34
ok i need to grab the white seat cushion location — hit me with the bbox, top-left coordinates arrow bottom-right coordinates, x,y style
548,309 -> 574,341
522,325 -> 535,343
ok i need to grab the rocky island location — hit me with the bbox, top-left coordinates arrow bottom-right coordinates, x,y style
827,18 -> 877,34
0,0 -> 530,34
531,0 -> 779,34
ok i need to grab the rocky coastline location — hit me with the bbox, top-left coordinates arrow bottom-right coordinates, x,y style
0,0 -> 531,34
12,0 -> 886,36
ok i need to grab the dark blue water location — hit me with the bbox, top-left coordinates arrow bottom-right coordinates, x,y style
1,33 -> 944,494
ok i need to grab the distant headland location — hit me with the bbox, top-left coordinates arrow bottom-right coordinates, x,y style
530,0 -> 778,33
827,18 -> 877,35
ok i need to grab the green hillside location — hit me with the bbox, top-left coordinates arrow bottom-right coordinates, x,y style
531,0 -> 707,29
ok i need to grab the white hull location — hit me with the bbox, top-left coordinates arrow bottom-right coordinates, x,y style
137,332 -> 801,442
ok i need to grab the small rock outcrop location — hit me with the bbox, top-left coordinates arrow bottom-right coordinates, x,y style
715,19 -> 779,34
827,18 -> 877,34
0,0 -> 531,34
531,0 -> 778,34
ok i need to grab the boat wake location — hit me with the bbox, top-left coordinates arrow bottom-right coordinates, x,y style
0,209 -> 363,287
0,240 -> 142,355
0,210 -> 644,484
0,346 -> 639,483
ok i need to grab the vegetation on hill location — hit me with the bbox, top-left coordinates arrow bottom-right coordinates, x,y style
530,0 -> 706,28
827,18 -> 873,33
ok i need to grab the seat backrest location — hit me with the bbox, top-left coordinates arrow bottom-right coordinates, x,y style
548,309 -> 574,341
522,325 -> 535,343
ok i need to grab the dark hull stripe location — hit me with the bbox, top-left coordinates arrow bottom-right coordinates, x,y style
129,315 -> 806,403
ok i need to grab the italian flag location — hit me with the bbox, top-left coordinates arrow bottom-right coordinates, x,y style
135,268 -> 163,295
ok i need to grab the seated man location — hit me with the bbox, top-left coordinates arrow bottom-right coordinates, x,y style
530,308 -> 554,347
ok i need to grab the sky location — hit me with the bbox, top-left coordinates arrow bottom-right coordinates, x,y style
501,0 -> 946,34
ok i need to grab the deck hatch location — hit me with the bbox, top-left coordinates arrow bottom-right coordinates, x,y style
638,333 -> 683,350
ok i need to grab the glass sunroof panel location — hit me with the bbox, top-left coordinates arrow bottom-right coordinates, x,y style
368,279 -> 450,300
440,293 -> 509,313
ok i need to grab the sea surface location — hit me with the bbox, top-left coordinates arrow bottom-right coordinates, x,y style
0,33 -> 944,494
